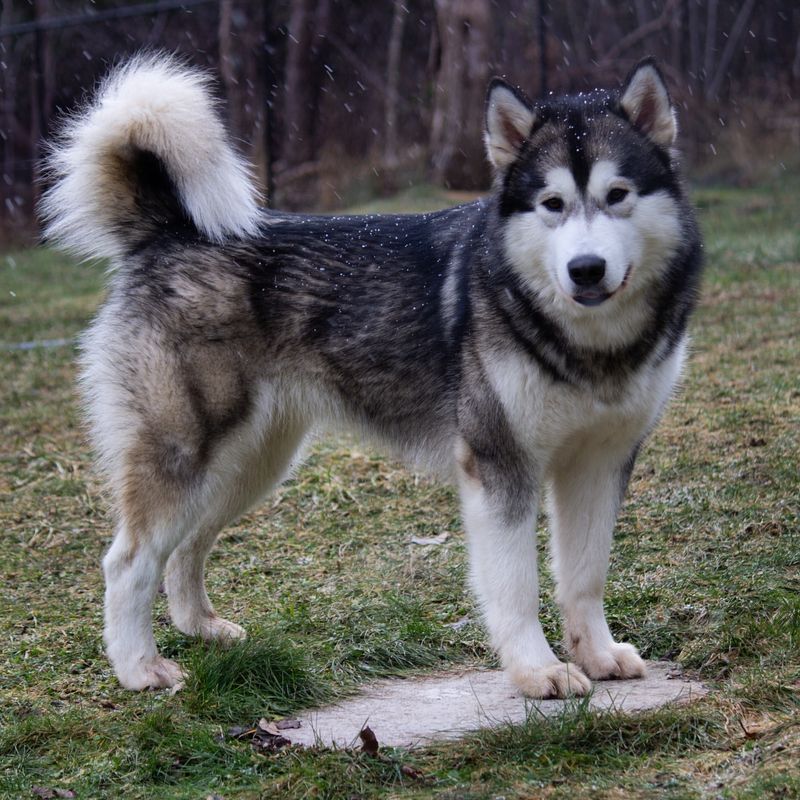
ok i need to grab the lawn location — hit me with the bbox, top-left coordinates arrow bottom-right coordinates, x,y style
1,177 -> 798,799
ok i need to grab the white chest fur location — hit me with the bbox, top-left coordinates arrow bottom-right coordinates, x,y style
481,336 -> 688,473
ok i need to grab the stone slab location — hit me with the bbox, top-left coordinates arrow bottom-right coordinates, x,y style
281,661 -> 707,749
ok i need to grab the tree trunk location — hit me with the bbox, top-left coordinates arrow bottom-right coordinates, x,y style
688,0 -> 700,78
383,0 -> 406,170
218,0 -> 270,200
670,0 -> 683,74
218,0 -> 242,139
707,0 -> 758,99
279,0 -> 330,208
430,0 -> 491,190
31,0 -> 54,209
537,0 -> 548,97
702,0 -> 718,91
1,0 -> 16,223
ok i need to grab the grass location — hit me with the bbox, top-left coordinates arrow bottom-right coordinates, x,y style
1,176 -> 799,798
180,632 -> 327,722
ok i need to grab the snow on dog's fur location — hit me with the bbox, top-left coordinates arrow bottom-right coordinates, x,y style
41,54 -> 702,695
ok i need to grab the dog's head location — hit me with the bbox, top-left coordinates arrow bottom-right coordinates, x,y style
485,59 -> 685,319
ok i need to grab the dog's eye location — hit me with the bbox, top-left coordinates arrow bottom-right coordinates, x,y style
541,197 -> 564,212
607,187 -> 629,205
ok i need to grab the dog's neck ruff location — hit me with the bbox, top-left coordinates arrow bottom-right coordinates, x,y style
482,265 -> 686,392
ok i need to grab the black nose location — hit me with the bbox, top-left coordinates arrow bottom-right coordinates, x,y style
567,255 -> 606,287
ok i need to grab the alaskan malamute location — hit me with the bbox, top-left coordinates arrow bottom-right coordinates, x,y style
42,55 -> 702,696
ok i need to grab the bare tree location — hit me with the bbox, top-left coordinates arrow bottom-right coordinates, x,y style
688,0 -> 702,83
537,0 -> 548,97
703,0 -> 718,85
218,0 -> 242,138
670,0 -> 683,73
279,0 -> 331,207
707,0 -> 758,99
430,0 -> 491,189
217,0 -> 270,196
30,0 -> 54,205
1,0 -> 16,221
383,0 -> 407,170
600,0 -> 679,66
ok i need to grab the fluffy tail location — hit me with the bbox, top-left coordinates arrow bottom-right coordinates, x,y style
40,54 -> 261,261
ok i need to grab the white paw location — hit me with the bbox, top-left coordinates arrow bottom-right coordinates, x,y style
575,641 -> 647,681
116,656 -> 186,690
171,611 -> 247,644
508,661 -> 593,699
196,615 -> 247,645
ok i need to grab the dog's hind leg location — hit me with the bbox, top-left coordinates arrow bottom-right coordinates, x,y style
102,466 -> 197,690
548,442 -> 648,681
164,415 -> 309,645
163,522 -> 246,645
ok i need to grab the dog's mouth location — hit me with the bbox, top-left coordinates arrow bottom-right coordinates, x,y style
573,289 -> 611,307
572,264 -> 633,307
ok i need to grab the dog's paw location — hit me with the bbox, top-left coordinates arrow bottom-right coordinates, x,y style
197,615 -> 247,645
116,656 -> 186,691
171,611 -> 247,644
575,642 -> 647,681
508,661 -> 592,699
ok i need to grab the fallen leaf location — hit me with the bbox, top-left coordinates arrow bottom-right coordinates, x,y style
410,532 -> 449,546
257,718 -> 283,736
252,730 -> 291,753
359,725 -> 380,756
400,764 -> 425,780
252,719 -> 291,752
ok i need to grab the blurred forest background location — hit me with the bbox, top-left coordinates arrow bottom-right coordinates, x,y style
1,0 -> 799,242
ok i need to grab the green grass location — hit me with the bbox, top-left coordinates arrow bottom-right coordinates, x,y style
1,176 -> 799,798
180,632 -> 327,722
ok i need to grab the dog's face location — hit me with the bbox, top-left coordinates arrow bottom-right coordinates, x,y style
485,60 -> 684,318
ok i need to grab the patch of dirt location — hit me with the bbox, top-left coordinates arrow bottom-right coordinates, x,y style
280,661 -> 708,749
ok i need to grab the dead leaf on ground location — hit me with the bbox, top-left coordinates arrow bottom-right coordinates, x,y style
257,718 -> 282,736
252,718 -> 291,753
410,532 -> 449,546
359,725 -> 380,756
400,764 -> 426,780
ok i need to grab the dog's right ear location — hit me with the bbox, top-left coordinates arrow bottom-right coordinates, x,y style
484,79 -> 536,172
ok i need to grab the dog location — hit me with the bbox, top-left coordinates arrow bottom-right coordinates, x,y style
41,54 -> 702,697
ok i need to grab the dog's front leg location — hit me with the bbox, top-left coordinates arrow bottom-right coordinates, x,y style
548,445 -> 648,681
456,440 -> 592,699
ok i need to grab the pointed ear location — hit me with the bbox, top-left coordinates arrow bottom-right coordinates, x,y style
619,58 -> 677,148
484,79 -> 536,172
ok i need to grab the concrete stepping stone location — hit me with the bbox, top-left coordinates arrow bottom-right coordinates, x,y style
281,661 -> 707,749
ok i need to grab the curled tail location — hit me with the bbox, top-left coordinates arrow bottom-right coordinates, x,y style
40,54 -> 261,261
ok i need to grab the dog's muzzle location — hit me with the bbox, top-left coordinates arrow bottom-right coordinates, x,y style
568,254 -> 610,306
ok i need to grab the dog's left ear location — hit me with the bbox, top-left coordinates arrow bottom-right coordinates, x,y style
619,58 -> 677,148
485,79 -> 536,171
